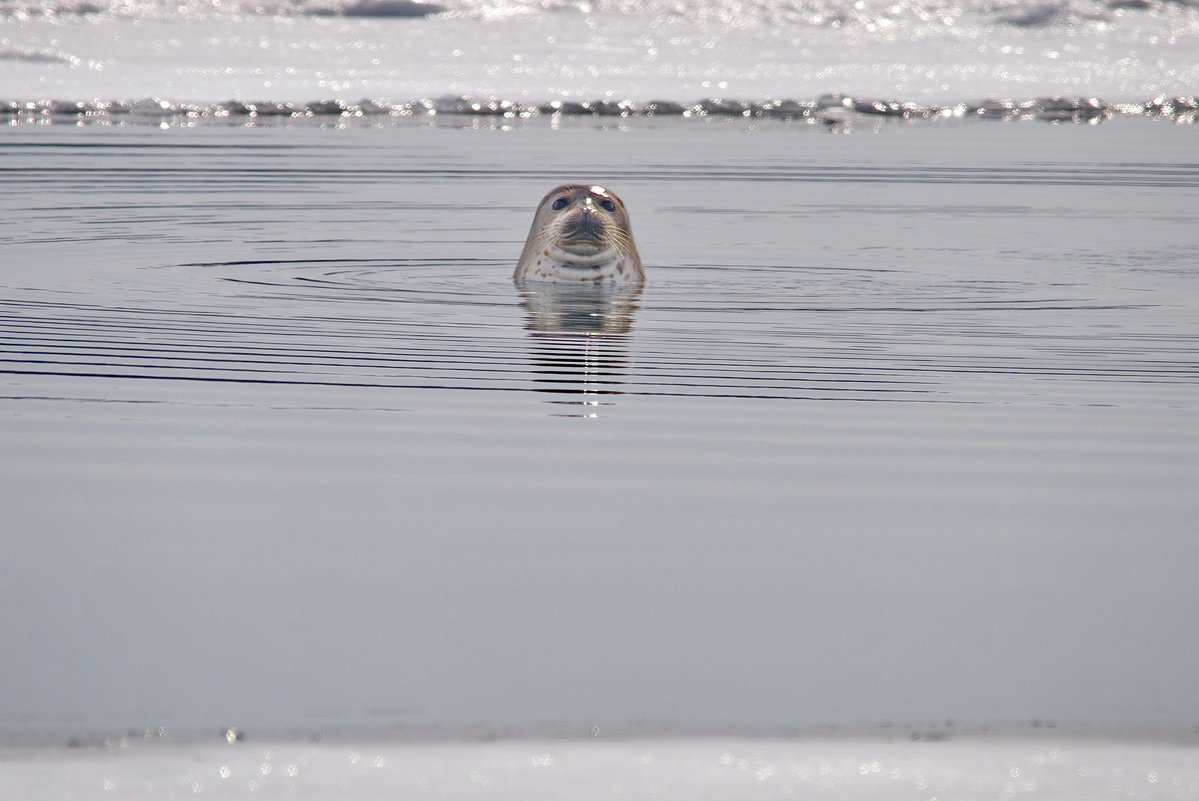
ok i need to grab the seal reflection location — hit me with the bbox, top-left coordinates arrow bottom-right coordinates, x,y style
516,282 -> 643,415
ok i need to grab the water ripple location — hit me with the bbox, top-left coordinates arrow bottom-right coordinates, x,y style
2,128 -> 1197,410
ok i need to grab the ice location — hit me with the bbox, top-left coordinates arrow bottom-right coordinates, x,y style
1,0 -> 1197,106
4,732 -> 1199,800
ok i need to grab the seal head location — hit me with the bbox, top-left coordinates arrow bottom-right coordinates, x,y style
514,184 -> 644,283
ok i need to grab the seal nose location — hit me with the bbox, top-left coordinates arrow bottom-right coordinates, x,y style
580,208 -> 600,232
567,207 -> 604,238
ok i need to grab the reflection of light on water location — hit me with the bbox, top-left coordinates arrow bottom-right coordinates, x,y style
571,337 -> 612,418
579,398 -> 602,419
516,281 -> 643,415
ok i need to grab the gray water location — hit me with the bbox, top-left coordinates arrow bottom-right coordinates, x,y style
1,117 -> 1197,738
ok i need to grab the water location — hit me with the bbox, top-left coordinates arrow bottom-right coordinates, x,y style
5,0 -> 1199,795
2,118 -> 1198,747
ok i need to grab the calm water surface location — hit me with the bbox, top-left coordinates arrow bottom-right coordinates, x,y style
1,118 -> 1197,736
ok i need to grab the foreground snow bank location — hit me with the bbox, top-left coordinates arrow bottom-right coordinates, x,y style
3,731 -> 1197,800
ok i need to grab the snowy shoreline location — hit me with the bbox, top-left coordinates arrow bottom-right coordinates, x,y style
3,93 -> 1197,127
3,725 -> 1198,801
5,719 -> 1198,752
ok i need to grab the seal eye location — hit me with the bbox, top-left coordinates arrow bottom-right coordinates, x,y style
551,197 -> 569,210
600,199 -> 617,212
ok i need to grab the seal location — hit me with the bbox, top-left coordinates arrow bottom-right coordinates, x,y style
514,184 -> 644,283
